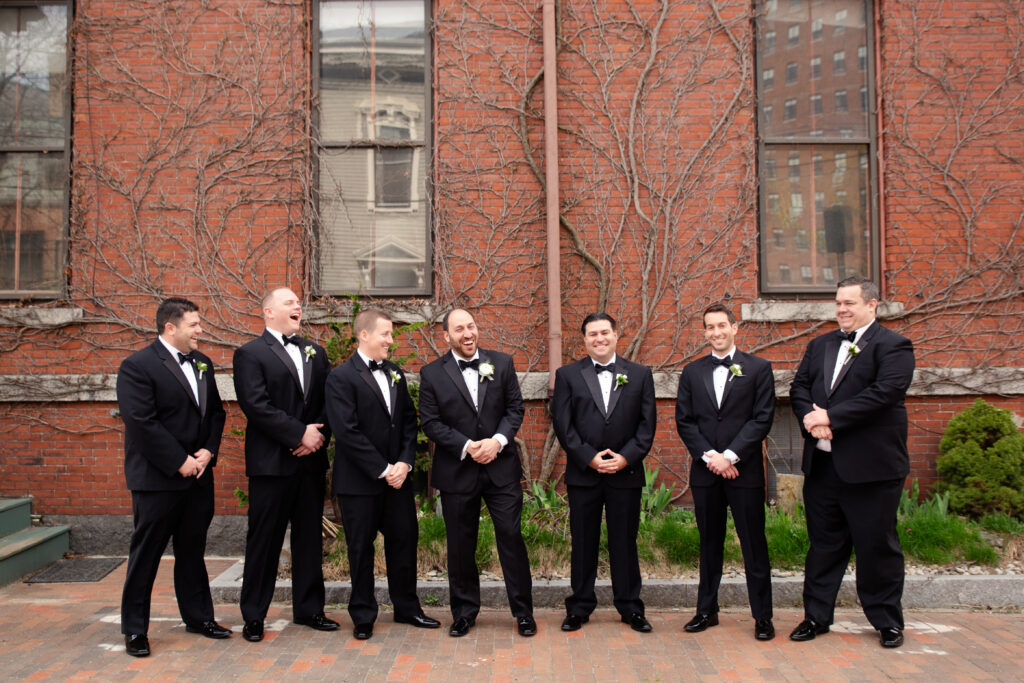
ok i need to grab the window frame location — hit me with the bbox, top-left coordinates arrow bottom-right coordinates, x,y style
311,0 -> 434,298
755,0 -> 880,295
0,0 -> 71,300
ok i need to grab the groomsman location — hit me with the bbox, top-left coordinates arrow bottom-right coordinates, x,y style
116,297 -> 229,657
233,287 -> 338,642
789,275 -> 915,649
675,304 -> 775,640
418,309 -> 536,638
552,313 -> 656,633
324,309 -> 440,640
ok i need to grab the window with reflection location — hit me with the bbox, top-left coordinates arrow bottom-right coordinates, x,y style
0,3 -> 68,297
317,0 -> 430,295
756,0 -> 877,293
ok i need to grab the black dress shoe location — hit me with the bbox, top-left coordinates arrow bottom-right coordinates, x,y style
353,622 -> 374,640
124,633 -> 150,657
879,627 -> 904,648
294,612 -> 340,631
622,612 -> 653,633
560,614 -> 588,632
449,616 -> 476,637
185,620 -> 232,639
789,618 -> 829,641
683,613 -> 719,633
395,612 -> 441,629
242,620 -> 264,642
517,616 -> 537,637
754,619 -> 775,641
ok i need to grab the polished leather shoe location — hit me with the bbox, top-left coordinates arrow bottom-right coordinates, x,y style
394,612 -> 441,629
353,622 -> 374,640
560,614 -> 588,632
879,627 -> 904,648
242,620 -> 264,642
683,613 -> 719,633
294,612 -> 340,631
517,616 -> 538,637
124,633 -> 150,657
449,616 -> 476,637
622,612 -> 653,633
754,619 -> 775,641
185,620 -> 232,639
789,618 -> 829,641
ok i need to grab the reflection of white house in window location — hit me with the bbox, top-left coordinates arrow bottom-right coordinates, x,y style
361,101 -> 421,211
354,236 -> 424,289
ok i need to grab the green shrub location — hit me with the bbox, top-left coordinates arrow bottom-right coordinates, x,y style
978,513 -> 1024,536
653,515 -> 701,565
935,399 -> 1024,519
764,504 -> 809,569
898,483 -> 999,565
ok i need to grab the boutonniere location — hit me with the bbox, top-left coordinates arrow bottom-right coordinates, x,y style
728,363 -> 743,382
195,361 -> 208,380
614,373 -> 628,389
478,360 -> 495,382
842,343 -> 861,366
303,345 -> 316,363
388,369 -> 402,386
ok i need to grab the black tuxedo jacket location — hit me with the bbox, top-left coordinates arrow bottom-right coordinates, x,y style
117,340 -> 226,491
675,351 -> 775,489
325,353 -> 418,496
552,356 -> 657,488
790,321 -> 915,484
419,349 -> 525,493
233,330 -> 331,477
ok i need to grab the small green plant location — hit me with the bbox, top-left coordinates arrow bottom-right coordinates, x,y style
640,464 -> 675,522
233,487 -> 249,507
898,481 -> 998,565
764,504 -> 809,569
936,399 -> 1024,519
978,513 -> 1024,536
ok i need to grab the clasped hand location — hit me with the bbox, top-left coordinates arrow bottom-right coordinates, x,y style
293,423 -> 326,456
803,404 -> 833,440
178,448 -> 213,478
590,449 -> 627,473
704,451 -> 738,479
468,438 -> 501,464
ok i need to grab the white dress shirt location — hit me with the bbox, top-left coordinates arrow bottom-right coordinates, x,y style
159,336 -> 199,404
266,327 -> 305,392
594,353 -> 617,412
818,319 -> 875,452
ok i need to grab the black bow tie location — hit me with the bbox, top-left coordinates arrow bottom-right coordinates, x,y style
710,356 -> 732,367
838,330 -> 857,343
283,335 -> 301,347
594,362 -> 615,374
177,351 -> 195,365
367,359 -> 385,371
458,358 -> 480,371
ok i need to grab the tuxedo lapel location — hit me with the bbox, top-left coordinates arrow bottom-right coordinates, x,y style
719,351 -> 744,409
581,362 -> 606,416
829,322 -> 878,396
606,363 -> 623,417
443,354 -> 477,412
387,363 -> 398,415
265,331 -> 303,394
356,356 -> 390,414
476,354 -> 490,411
161,351 -> 199,410
300,343 -> 313,400
197,369 -> 208,417
823,337 -> 841,395
701,357 -> 717,410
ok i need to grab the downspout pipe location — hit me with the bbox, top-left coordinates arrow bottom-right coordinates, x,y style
543,0 -> 561,395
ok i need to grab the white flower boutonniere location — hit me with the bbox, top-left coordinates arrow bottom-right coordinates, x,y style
478,361 -> 495,382
728,363 -> 743,382
614,373 -> 629,389
388,369 -> 402,386
847,343 -> 861,357
195,361 -> 209,380
303,346 -> 316,363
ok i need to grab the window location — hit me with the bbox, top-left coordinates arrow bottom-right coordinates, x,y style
765,30 -> 776,53
0,3 -> 69,296
788,25 -> 800,46
765,155 -> 777,179
763,104 -> 774,125
786,62 -> 798,84
858,45 -> 867,71
756,1 -> 878,293
833,50 -> 846,74
317,0 -> 431,295
763,68 -> 775,89
834,9 -> 847,33
773,228 -> 785,247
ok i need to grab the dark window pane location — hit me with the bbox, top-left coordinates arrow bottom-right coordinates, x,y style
0,6 -> 68,148
0,153 -> 64,291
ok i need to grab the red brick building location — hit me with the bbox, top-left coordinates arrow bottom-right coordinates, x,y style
1,0 -> 1021,552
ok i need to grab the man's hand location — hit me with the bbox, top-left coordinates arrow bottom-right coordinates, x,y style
384,461 -> 411,489
193,448 -> 214,478
468,438 -> 500,464
810,425 -> 833,440
178,454 -> 200,478
705,451 -> 732,477
803,404 -> 831,432
293,423 -> 326,456
591,449 -> 627,474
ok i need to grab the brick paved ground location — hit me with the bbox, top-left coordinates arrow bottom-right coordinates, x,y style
2,558 -> 1022,682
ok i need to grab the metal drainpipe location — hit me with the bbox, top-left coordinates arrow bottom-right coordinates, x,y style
543,0 -> 561,394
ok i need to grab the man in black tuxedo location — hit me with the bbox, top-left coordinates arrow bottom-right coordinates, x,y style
116,297 -> 229,657
233,287 -> 338,642
789,275 -> 915,649
324,308 -> 440,640
418,308 -> 535,638
552,312 -> 657,633
675,304 -> 776,640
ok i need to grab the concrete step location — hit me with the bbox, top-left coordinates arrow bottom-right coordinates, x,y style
0,498 -> 32,538
0,525 -> 71,587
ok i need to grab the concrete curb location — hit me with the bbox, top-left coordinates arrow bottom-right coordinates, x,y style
210,561 -> 1024,610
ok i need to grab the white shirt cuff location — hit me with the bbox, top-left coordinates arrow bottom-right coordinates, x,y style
723,449 -> 739,465
460,440 -> 471,461
379,464 -> 391,478
492,433 -> 508,450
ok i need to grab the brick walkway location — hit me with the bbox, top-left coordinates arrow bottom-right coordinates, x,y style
2,558 -> 1022,682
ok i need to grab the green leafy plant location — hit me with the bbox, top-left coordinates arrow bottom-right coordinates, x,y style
935,399 -> 1024,519
898,481 -> 998,565
640,464 -> 675,522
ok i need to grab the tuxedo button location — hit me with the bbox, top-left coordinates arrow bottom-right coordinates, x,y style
717,416 -> 723,421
